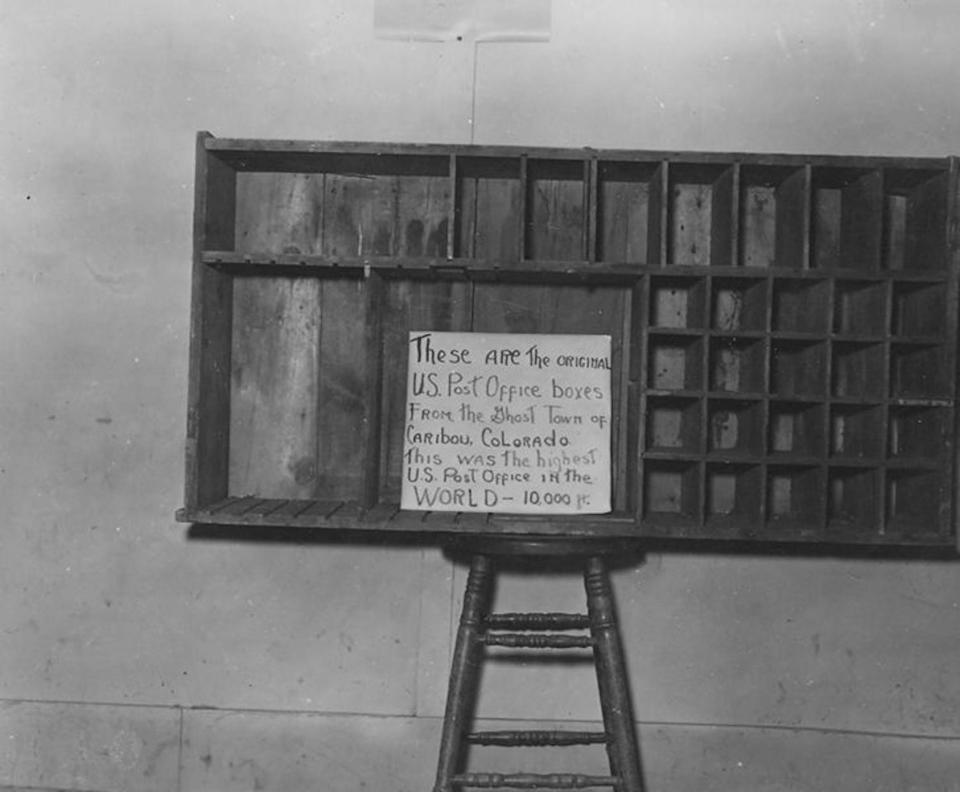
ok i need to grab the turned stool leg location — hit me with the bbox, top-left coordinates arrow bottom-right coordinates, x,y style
433,554 -> 493,792
584,556 -> 644,792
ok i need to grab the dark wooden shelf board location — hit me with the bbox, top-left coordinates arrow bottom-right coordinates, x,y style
178,499 -> 637,536
202,250 -> 642,282
203,136 -> 950,171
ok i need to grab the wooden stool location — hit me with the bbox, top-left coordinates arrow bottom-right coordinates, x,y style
434,538 -> 645,791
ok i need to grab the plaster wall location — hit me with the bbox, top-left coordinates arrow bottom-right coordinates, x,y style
1,1 -> 958,789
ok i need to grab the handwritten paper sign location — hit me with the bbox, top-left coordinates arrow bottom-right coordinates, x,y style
401,332 -> 611,515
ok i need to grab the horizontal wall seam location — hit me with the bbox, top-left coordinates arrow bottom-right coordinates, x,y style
2,697 -> 958,743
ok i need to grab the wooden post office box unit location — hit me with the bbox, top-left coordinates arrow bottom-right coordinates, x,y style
177,134 -> 960,548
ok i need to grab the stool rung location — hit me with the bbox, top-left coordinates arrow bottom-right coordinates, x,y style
452,771 -> 618,789
483,633 -> 594,649
485,612 -> 590,631
466,730 -> 609,747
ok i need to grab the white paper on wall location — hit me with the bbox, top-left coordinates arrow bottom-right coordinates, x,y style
374,0 -> 551,42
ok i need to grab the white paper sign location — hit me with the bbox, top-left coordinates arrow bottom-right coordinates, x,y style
401,332 -> 611,514
375,0 -> 551,42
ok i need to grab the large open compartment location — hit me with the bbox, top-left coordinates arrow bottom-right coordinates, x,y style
196,271 -> 636,533
181,136 -> 959,547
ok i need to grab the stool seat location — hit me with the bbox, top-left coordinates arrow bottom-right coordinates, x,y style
444,535 -> 640,557
433,547 -> 645,792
